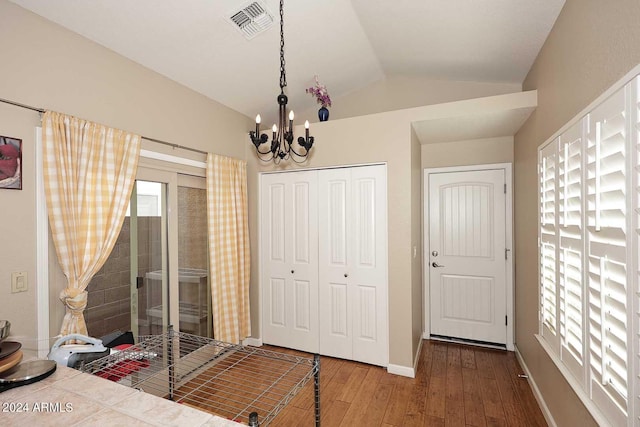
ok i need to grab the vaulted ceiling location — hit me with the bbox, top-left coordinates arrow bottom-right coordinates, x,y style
10,0 -> 564,131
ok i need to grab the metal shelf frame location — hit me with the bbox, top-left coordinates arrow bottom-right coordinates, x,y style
81,328 -> 320,426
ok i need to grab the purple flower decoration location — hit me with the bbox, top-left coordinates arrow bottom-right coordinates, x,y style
306,75 -> 332,108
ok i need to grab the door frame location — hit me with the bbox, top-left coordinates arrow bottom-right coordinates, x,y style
131,167 -> 177,338
423,163 -> 514,351
133,165 -> 209,338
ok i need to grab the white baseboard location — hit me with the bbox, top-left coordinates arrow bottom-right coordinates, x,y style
242,337 -> 263,347
387,363 -> 415,378
514,345 -> 557,427
413,338 -> 423,374
387,338 -> 422,378
422,331 -> 430,339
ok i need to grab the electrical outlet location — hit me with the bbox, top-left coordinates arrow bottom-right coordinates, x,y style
11,272 -> 27,293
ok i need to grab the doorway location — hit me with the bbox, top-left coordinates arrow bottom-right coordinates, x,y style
423,163 -> 514,350
84,166 -> 211,340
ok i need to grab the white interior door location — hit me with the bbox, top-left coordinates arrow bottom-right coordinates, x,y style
318,168 -> 351,359
261,171 -> 319,353
319,165 -> 388,366
350,165 -> 388,366
429,169 -> 507,345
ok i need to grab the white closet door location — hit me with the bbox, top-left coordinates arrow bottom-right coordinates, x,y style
350,165 -> 388,366
261,171 -> 319,353
319,165 -> 388,366
318,168 -> 352,359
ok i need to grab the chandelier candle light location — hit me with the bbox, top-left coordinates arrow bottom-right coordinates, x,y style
249,0 -> 314,163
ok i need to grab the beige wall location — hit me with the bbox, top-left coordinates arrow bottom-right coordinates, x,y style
298,75 -> 521,124
421,136 -> 513,169
514,0 -> 640,425
410,126 -> 423,360
0,1 -> 251,355
0,102 -> 40,353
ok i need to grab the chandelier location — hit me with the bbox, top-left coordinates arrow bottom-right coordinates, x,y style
249,0 -> 314,163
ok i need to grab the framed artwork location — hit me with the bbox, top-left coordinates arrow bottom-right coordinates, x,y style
0,135 -> 22,190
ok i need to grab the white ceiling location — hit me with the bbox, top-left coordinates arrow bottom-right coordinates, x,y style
10,0 -> 564,132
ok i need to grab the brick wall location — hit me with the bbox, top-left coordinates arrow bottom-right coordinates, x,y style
85,216 -> 161,338
85,187 -> 208,338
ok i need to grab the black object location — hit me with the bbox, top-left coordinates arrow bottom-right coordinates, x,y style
248,0 -> 315,164
100,331 -> 135,348
67,349 -> 111,370
248,412 -> 259,426
0,341 -> 21,360
314,354 -> 320,427
0,360 -> 56,393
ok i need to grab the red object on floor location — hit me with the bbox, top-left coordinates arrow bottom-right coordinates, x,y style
95,344 -> 150,382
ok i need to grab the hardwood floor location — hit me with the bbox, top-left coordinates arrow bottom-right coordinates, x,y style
269,340 -> 547,427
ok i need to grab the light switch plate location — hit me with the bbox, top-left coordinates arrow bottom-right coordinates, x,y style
11,272 -> 27,293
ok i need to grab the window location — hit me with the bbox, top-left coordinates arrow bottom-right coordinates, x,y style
537,76 -> 639,426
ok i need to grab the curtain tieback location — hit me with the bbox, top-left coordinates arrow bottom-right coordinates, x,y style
59,288 -> 88,316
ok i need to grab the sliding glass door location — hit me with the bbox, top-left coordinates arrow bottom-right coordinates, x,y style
130,178 -> 169,337
130,168 -> 174,338
176,177 -> 212,337
131,168 -> 212,338
85,166 -> 211,340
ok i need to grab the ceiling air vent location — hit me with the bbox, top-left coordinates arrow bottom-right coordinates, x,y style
227,1 -> 274,40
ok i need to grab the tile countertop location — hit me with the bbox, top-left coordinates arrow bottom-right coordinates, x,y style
0,363 -> 243,427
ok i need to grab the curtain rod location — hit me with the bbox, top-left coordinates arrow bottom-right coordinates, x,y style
0,97 -> 209,156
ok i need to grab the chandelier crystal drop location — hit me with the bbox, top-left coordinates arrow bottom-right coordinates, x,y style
249,0 -> 314,163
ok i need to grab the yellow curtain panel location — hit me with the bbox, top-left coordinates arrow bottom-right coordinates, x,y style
206,153 -> 251,344
42,111 -> 140,338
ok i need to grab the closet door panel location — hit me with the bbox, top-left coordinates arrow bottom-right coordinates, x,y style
319,168 -> 353,359
294,279 -> 312,331
289,172 -> 318,352
269,278 -> 286,327
319,165 -> 388,366
261,171 -> 318,353
329,283 -> 348,337
351,165 -> 388,366
261,175 -> 290,347
269,183 -> 286,263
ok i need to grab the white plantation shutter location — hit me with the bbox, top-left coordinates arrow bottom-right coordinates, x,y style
586,87 -> 629,424
539,139 -> 559,349
558,120 -> 585,382
538,75 -> 640,426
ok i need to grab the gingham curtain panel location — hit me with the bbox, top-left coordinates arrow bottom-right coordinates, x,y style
42,111 -> 140,338
206,153 -> 251,344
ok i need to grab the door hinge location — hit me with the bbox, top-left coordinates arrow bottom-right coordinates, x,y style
504,183 -> 507,194
505,315 -> 508,326
505,248 -> 511,260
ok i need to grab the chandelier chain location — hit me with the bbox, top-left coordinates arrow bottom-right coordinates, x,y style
279,0 -> 286,91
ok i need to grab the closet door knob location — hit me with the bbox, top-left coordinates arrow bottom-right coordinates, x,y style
291,270 -> 295,274
344,273 -> 348,278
